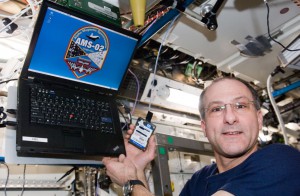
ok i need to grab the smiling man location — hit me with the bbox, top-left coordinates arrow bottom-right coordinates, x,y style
104,77 -> 300,196
199,78 -> 262,173
180,77 -> 300,196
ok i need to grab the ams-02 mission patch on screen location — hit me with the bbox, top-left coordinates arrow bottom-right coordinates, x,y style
28,7 -> 138,90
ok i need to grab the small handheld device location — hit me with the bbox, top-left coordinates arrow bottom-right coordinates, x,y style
129,117 -> 156,151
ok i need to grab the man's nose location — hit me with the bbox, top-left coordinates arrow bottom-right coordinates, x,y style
223,104 -> 238,124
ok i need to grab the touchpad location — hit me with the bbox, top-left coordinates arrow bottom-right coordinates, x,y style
64,131 -> 84,150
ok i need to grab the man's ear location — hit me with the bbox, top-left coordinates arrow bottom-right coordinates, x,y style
200,120 -> 207,137
257,110 -> 263,131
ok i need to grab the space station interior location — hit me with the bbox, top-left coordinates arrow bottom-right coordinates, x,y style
0,0 -> 299,195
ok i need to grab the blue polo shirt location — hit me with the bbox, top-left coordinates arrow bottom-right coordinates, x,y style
180,144 -> 300,196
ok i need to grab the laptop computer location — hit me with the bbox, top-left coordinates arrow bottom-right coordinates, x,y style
16,0 -> 140,159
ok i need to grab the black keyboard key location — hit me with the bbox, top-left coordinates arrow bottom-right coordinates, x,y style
29,85 -> 115,134
31,111 -> 44,119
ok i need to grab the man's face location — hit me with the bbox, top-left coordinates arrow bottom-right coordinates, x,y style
201,79 -> 263,158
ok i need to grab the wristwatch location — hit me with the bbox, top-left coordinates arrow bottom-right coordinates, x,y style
123,180 -> 145,196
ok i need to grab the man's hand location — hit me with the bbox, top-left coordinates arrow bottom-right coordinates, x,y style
102,124 -> 156,186
124,124 -> 156,170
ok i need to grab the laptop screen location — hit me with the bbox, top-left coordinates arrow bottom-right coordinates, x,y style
28,6 -> 139,91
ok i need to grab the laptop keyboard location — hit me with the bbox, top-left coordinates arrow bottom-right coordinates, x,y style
29,85 -> 115,134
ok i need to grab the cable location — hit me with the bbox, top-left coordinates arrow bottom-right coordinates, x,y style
1,162 -> 9,196
26,0 -> 41,28
0,13 -> 33,19
146,169 -> 152,182
118,107 -> 129,130
178,151 -> 184,173
141,18 -> 158,35
0,8 -> 29,34
148,14 -> 180,111
266,71 -> 288,145
116,100 -> 132,129
264,0 -> 300,52
0,58 -> 24,81
20,164 -> 26,196
26,0 -> 38,16
128,69 -> 140,115
0,68 -> 21,80
56,166 -> 76,182
0,78 -> 18,84
0,0 -> 42,34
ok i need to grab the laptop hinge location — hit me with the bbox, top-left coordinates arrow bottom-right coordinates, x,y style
28,76 -> 35,81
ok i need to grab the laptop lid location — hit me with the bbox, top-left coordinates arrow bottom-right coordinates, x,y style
16,0 -> 140,158
21,0 -> 140,95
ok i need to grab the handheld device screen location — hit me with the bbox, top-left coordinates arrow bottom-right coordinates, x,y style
129,118 -> 156,151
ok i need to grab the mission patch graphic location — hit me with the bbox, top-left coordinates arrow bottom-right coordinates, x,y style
64,26 -> 109,78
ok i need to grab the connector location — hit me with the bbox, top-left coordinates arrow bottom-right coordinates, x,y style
4,121 -> 17,126
270,65 -> 285,77
6,109 -> 17,115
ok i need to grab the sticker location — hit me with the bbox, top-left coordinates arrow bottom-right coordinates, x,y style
22,136 -> 48,143
64,26 -> 109,78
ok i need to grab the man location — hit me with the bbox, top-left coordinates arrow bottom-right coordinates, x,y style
103,77 -> 300,196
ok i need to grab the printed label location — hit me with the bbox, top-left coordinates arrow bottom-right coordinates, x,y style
22,136 -> 48,143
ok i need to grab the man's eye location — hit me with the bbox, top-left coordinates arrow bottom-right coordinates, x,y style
211,106 -> 223,112
235,102 -> 248,109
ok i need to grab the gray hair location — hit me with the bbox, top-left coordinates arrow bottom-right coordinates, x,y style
199,77 -> 261,119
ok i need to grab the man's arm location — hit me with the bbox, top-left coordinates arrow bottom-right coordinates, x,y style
132,184 -> 154,196
103,155 -> 154,195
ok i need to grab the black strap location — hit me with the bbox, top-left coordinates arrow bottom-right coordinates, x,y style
130,180 -> 145,187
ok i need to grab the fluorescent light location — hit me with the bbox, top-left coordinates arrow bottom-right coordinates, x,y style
166,87 -> 199,109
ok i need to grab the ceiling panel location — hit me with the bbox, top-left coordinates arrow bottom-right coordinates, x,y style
147,0 -> 299,86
